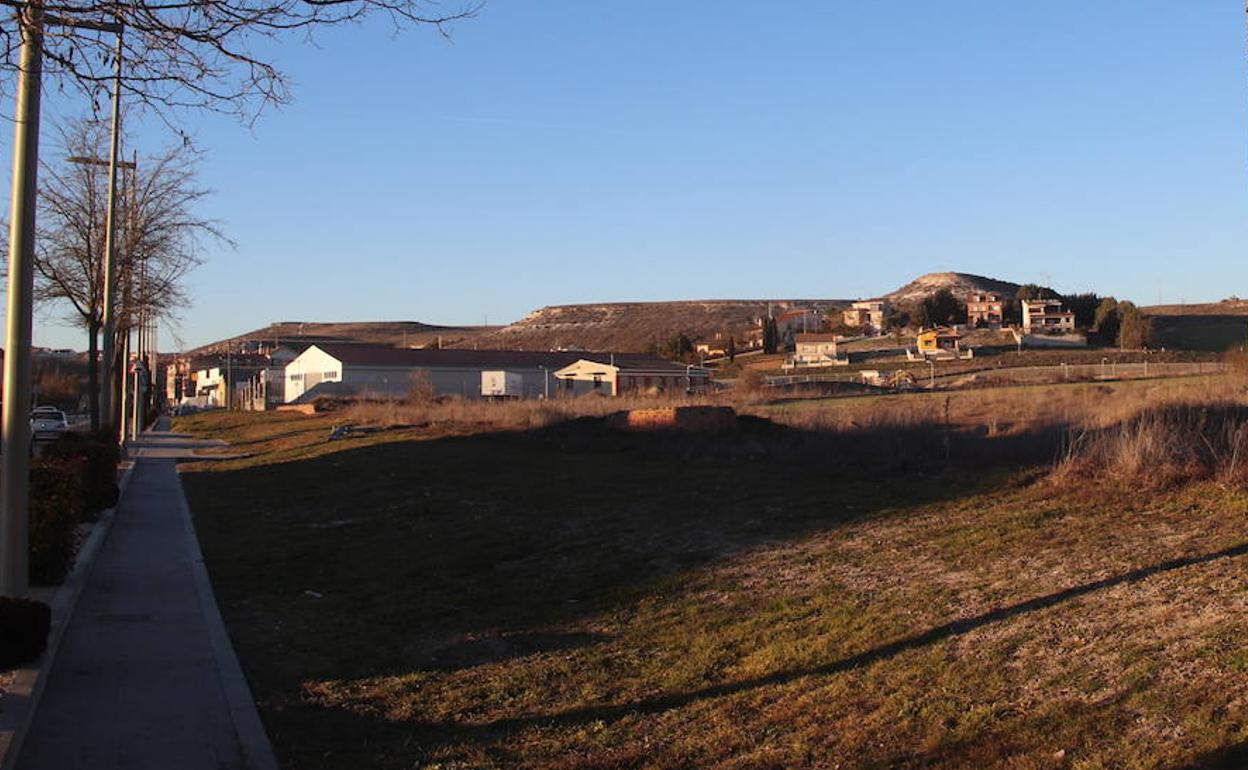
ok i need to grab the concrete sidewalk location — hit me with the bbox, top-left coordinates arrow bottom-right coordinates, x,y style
15,427 -> 277,770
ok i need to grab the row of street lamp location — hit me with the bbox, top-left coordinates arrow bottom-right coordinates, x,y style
1,11 -> 128,596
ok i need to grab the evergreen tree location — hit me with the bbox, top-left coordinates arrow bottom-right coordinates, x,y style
763,318 -> 779,354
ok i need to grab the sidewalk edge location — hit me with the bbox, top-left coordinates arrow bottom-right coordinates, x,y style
174,469 -> 281,770
0,462 -> 136,770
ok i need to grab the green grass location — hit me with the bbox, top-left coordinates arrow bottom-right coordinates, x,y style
177,408 -> 1248,770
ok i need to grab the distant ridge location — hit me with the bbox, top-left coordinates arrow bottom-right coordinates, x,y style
185,272 -> 1030,356
185,320 -> 493,356
472,299 -> 850,353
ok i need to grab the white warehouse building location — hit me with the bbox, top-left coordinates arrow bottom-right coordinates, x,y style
283,344 -> 701,402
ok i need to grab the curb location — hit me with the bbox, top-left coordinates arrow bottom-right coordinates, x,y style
175,468 -> 281,770
0,462 -> 136,770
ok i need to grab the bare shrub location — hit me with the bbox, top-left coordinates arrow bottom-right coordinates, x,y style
407,370 -> 435,404
1055,402 -> 1248,487
738,369 -> 765,392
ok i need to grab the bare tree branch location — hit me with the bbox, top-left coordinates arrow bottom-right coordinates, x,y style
0,0 -> 478,125
31,116 -> 228,425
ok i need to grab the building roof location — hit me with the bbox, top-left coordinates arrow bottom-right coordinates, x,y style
555,358 -> 710,376
305,344 -> 690,372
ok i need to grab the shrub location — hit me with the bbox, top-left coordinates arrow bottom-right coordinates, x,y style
738,369 -> 765,392
41,432 -> 119,515
0,596 -> 51,667
1055,402 -> 1248,487
406,370 -> 435,404
29,457 -> 87,585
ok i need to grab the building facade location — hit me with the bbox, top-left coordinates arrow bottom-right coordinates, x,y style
283,345 -> 700,402
842,300 -> 888,335
1022,299 -> 1076,334
553,358 -> 710,397
791,333 -> 841,367
966,293 -> 1005,328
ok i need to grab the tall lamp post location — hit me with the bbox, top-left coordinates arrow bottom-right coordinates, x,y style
1,10 -> 123,597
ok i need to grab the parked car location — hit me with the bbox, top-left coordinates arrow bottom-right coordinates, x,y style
30,407 -> 68,441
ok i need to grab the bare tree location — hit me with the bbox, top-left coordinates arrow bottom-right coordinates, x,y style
35,118 -> 227,429
0,0 -> 477,125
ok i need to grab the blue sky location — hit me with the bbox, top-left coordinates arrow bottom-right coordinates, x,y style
10,1 -> 1248,350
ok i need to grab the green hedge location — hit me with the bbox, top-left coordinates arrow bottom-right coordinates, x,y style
40,432 -> 120,516
0,596 -> 51,667
29,457 -> 87,585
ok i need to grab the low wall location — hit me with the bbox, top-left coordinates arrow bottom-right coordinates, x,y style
275,404 -> 318,415
608,406 -> 737,431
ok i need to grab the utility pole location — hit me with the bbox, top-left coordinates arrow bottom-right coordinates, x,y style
100,24 -> 125,438
1,4 -> 44,596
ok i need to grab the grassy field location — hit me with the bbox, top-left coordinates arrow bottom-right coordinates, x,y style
177,378 -> 1248,769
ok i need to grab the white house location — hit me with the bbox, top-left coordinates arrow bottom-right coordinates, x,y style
553,357 -> 710,397
1022,299 -> 1076,334
788,333 -> 843,368
283,344 -> 697,402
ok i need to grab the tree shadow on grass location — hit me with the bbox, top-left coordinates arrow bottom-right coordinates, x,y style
183,412 -> 1139,767
401,538 -> 1248,744
1166,743 -> 1248,770
186,414 -> 1073,665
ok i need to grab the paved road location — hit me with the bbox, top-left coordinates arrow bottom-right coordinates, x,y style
17,426 -> 272,770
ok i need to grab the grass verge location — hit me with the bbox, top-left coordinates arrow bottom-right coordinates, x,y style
178,381 -> 1248,769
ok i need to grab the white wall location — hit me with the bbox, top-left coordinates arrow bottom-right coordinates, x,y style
284,347 -> 344,402
284,354 -> 560,402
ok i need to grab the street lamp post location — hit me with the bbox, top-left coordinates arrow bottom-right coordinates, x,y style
0,6 -> 45,597
99,24 -> 124,437
0,9 -> 122,596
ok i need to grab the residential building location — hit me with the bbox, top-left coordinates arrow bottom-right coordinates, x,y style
917,327 -> 962,356
553,358 -> 709,396
966,293 -> 1005,329
842,300 -> 888,335
1022,299 -> 1076,334
774,308 -> 822,336
790,333 -> 842,367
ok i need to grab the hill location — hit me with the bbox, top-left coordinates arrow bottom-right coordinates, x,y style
185,272 -> 1028,356
186,321 -> 494,356
883,271 -> 1021,305
473,300 -> 847,353
1142,301 -> 1248,352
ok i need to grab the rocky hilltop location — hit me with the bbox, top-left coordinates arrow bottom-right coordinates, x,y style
883,272 -> 1021,306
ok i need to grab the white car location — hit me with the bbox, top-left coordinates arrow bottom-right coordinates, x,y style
30,407 -> 68,441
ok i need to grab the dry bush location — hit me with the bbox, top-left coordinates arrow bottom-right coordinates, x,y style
737,369 -> 765,394
341,391 -> 709,434
406,370 -> 435,404
1055,401 -> 1248,487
